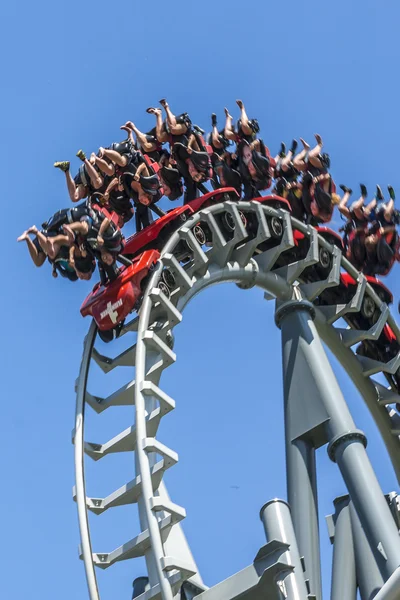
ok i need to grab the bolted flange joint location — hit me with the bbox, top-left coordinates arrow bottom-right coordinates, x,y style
275,299 -> 316,329
327,429 -> 367,462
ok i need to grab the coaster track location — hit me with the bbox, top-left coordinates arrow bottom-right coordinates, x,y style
74,200 -> 400,600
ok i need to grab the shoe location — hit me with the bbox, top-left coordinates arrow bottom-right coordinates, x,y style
193,124 -> 205,135
376,185 -> 384,201
211,113 -> 217,127
360,184 -> 367,198
278,142 -> 286,158
76,149 -> 86,161
54,161 -> 70,172
388,185 -> 396,201
339,184 -> 352,195
290,139 -> 298,154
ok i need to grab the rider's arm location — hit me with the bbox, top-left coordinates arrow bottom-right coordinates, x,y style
104,177 -> 119,198
97,217 -> 111,246
133,162 -> 147,181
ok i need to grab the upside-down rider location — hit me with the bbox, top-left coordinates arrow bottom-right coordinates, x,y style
338,184 -> 376,269
173,132 -> 213,202
364,186 -> 399,275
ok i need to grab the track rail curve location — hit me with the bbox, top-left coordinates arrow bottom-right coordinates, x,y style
74,199 -> 400,600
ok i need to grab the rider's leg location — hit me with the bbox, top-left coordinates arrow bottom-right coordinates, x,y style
77,152 -> 104,189
338,185 -> 353,218
211,114 -> 224,150
236,99 -> 253,136
147,108 -> 169,143
307,134 -> 324,169
159,99 -> 188,135
17,232 -> 47,267
224,107 -> 236,141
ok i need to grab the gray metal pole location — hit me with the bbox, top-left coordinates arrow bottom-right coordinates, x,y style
276,301 -> 324,600
330,496 -> 357,600
286,439 -> 320,598
349,502 -> 384,600
275,299 -> 400,583
370,568 -> 400,600
260,499 -> 309,600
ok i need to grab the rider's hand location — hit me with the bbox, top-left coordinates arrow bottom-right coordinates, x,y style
97,235 -> 104,246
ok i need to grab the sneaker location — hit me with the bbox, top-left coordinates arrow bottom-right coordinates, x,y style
290,139 -> 298,154
76,149 -> 86,161
376,185 -> 384,201
360,184 -> 367,198
54,161 -> 70,172
193,124 -> 205,135
278,142 -> 286,158
388,185 -> 396,201
339,184 -> 352,194
211,113 -> 217,127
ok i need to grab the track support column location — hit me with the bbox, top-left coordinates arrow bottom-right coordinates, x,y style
349,501 -> 384,600
260,499 -> 309,599
275,298 -> 400,585
329,496 -> 357,600
275,300 -> 326,600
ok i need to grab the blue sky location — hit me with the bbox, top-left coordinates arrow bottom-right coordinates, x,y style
2,0 -> 400,598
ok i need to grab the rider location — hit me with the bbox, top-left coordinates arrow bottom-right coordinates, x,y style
146,99 -> 192,146
173,133 -> 213,203
17,227 -> 79,281
54,150 -> 111,203
238,139 -> 274,200
338,184 -> 374,267
119,154 -> 164,230
224,100 -> 260,144
364,186 -> 398,273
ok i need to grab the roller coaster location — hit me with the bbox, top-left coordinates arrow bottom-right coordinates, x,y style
73,192 -> 400,600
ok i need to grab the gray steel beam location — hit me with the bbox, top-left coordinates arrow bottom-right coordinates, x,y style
349,501 -> 384,600
276,299 -> 400,584
315,316 -> 400,484
276,301 -> 325,600
136,344 -> 204,592
370,567 -> 400,600
74,321 -> 100,600
260,499 -> 308,599
330,496 -> 357,600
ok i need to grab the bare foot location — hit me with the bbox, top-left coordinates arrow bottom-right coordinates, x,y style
314,133 -> 323,146
300,138 -> 310,150
62,224 -> 75,244
224,107 -> 233,119
17,231 -> 29,242
121,121 -> 134,131
27,225 -> 38,234
236,99 -> 244,109
98,147 -> 105,158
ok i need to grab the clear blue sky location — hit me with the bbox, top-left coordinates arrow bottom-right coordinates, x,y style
2,1 -> 400,598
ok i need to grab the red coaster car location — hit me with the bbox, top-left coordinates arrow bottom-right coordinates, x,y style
274,221 -> 344,281
317,272 -> 400,393
364,230 -> 400,277
122,187 -> 240,259
80,249 -> 160,342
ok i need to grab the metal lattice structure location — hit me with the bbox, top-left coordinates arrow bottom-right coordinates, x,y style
73,200 -> 400,600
